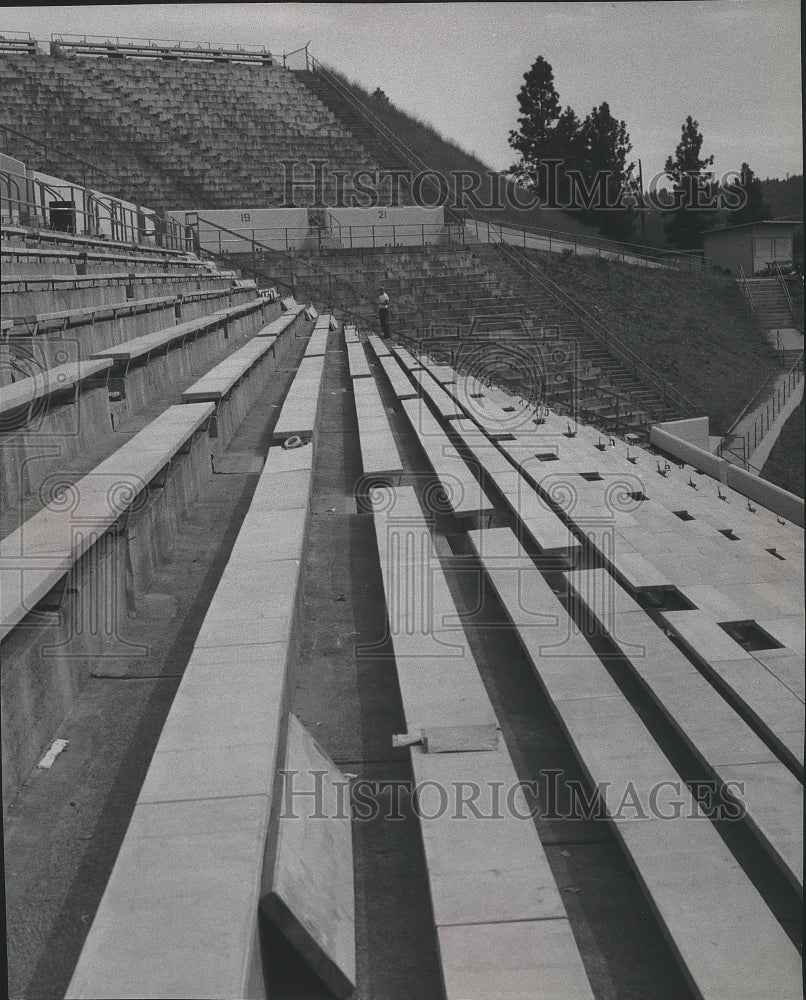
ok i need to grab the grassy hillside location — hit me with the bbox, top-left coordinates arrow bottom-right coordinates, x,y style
522,249 -> 782,432
761,400 -> 805,498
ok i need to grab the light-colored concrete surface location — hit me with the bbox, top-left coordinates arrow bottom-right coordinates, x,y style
400,397 -> 494,517
469,525 -> 803,994
437,920 -> 596,1000
262,713 -> 356,999
66,796 -> 269,1000
346,340 -> 371,377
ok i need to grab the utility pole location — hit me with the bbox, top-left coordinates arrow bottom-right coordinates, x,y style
638,158 -> 646,253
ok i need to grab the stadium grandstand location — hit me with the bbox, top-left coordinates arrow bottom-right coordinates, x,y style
1,29 -> 803,1000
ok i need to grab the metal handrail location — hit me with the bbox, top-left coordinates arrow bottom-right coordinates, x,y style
495,239 -> 698,416
737,264 -> 755,311
774,261 -> 796,321
720,352 -> 804,466
192,215 -> 295,291
466,218 -> 706,272
0,125 -> 186,249
307,55 -> 465,228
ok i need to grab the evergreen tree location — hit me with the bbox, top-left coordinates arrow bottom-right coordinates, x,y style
575,102 -> 636,239
508,57 -> 579,206
664,117 -> 716,249
727,163 -> 773,226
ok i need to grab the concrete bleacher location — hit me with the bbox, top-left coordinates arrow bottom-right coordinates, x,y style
1,402 -> 214,797
0,51 -> 389,211
1,282 -> 279,515
2,37 -> 803,988
3,260 -> 802,996
369,485 -> 595,999
468,526 -> 801,1000
64,324 -> 329,1000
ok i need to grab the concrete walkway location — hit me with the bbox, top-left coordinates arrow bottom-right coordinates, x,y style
721,334 -> 804,474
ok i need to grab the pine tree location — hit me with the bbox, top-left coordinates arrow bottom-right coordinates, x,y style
727,163 -> 773,226
508,57 -> 578,205
664,117 -> 716,250
575,102 -> 636,239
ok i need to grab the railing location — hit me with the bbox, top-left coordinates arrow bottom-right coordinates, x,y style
0,31 -> 37,54
191,216 -> 295,292
466,218 -> 707,272
737,264 -> 755,312
0,126 -> 186,250
304,49 -> 707,273
774,261 -> 796,323
494,240 -> 698,418
188,219 -> 466,252
306,54 -> 465,228
49,33 -> 273,63
719,352 -> 805,468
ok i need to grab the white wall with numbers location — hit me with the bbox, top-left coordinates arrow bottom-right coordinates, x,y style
166,208 -> 311,251
327,207 -> 445,247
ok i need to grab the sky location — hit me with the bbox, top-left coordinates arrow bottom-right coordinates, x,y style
3,2 -> 802,182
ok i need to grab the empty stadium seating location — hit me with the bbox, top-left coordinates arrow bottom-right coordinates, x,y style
1,38 -> 802,1000
0,51 -> 386,210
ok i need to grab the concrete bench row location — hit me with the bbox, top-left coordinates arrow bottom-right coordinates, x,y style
1,223 -> 195,260
352,370 -> 404,484
271,345 -> 327,444
181,325 -> 295,451
470,526 -> 802,1000
2,271 -> 232,314
0,404 -> 215,800
256,303 -> 308,341
369,486 -> 595,999
375,347 -> 580,553
65,442 -> 319,998
3,283 -> 256,335
65,347 -> 336,999
1,242 -> 206,276
399,396 -> 494,522
660,608 -> 804,775
0,298 -> 277,511
390,357 -> 803,881
564,566 -> 802,892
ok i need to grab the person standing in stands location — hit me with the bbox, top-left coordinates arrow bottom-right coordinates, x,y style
378,287 -> 391,338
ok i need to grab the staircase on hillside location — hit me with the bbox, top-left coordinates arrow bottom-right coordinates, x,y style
295,69 -> 413,178
743,277 -> 803,331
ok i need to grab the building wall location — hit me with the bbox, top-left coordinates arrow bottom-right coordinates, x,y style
705,225 -> 796,276
166,208 -> 311,251
704,227 -> 754,276
328,206 -> 444,247
751,227 -> 794,274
